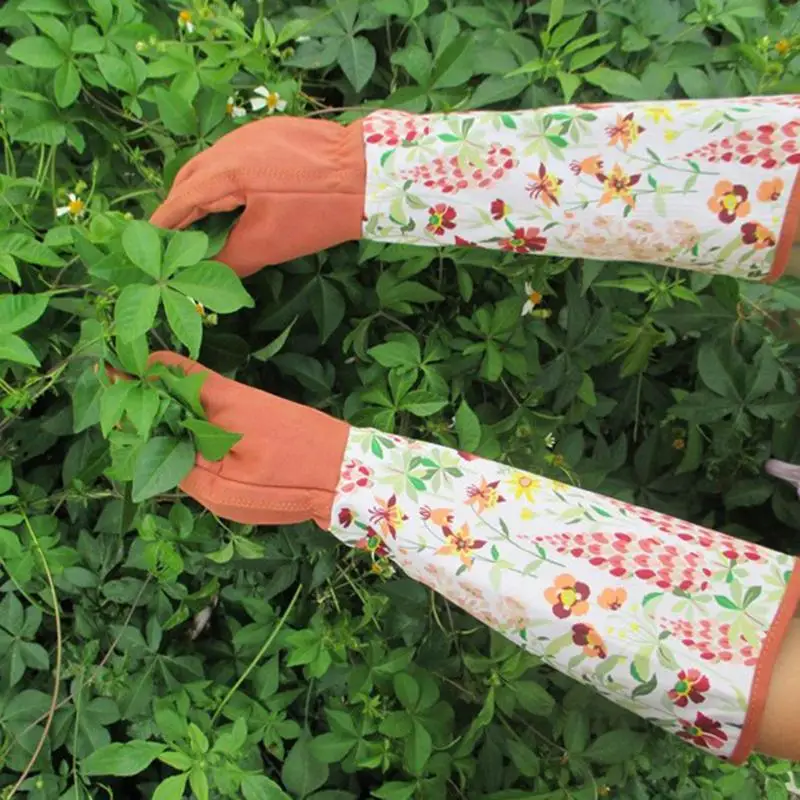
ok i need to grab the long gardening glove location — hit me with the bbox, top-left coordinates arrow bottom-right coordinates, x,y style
152,96 -> 800,281
145,351 -> 800,765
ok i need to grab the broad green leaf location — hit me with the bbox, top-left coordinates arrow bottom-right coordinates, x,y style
0,255 -> 20,285
122,221 -> 162,279
169,261 -> 254,313
7,36 -> 65,68
570,42 -> 615,71
697,343 -> 739,399
153,86 -> 197,136
189,767 -> 209,800
72,367 -> 104,432
399,391 -> 447,417
281,735 -> 328,798
100,380 -> 135,437
548,0 -> 565,31
310,278 -> 346,344
181,418 -> 242,461
81,740 -> 166,776
162,288 -> 202,358
337,36 -> 376,91
54,61 -> 81,107
368,337 -> 421,368
125,384 -> 161,438
0,232 -> 64,267
95,53 -> 137,93
117,334 -> 149,376
252,316 -> 298,362
132,437 -> 196,503
405,720 -> 432,775
115,284 -> 160,343
454,400 -> 481,451
241,775 -> 291,800
582,67 -> 644,99
164,231 -> 209,275
153,773 -> 188,800
0,334 -> 39,367
309,732 -> 357,763
71,24 -> 104,53
393,673 -> 420,709
0,294 -> 49,334
584,729 -> 644,764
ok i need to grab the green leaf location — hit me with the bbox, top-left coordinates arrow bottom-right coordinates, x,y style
582,67 -> 644,99
0,255 -> 20,285
153,86 -> 198,136
282,735 -> 329,798
547,0 -> 565,31
153,773 -> 188,800
132,437 -> 196,503
241,775 -> 291,800
7,36 -> 65,68
584,729 -> 644,764
454,399 -> 481,452
181,418 -> 242,461
81,740 -> 166,776
169,261 -> 254,314
117,334 -> 149,376
513,680 -> 555,717
71,23 -> 104,53
95,53 -> 137,93
310,733 -> 356,763
400,391 -> 447,417
252,316 -> 298,362
369,337 -> 421,368
405,720 -> 432,775
337,36 -> 376,91
100,380 -> 135,437
115,284 -> 160,343
570,42 -> 615,71
54,61 -> 81,107
0,294 -> 49,334
122,221 -> 162,279
310,278 -> 346,344
164,231 -> 209,276
189,767 -> 209,800
0,334 -> 40,367
697,343 -> 739,399
72,367 -> 104,432
125,384 -> 160,438
162,288 -> 202,359
393,673 -> 420,709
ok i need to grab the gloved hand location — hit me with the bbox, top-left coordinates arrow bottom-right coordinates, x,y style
147,351 -> 349,526
150,118 -> 366,277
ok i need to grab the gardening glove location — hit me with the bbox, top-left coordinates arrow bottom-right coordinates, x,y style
153,96 -> 800,281
148,351 -> 800,763
149,117 -> 366,277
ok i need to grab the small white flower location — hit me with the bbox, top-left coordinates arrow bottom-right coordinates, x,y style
544,432 -> 556,449
249,85 -> 287,114
178,10 -> 195,33
295,35 -> 311,43
522,282 -> 543,316
226,96 -> 247,119
56,193 -> 85,220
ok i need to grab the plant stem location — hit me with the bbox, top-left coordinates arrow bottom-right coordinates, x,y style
211,583 -> 303,726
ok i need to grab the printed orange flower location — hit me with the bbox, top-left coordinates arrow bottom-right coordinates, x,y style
499,227 -> 548,254
606,112 -> 645,151
368,494 -> 408,538
596,164 -> 641,208
526,162 -> 564,207
490,198 -> 510,220
598,587 -> 627,611
678,713 -> 728,750
465,478 -> 505,514
757,176 -> 784,202
668,669 -> 710,707
707,180 -> 750,223
571,623 -> 607,658
570,155 -> 604,176
436,522 -> 487,568
420,506 -> 455,526
741,221 -> 777,249
426,203 -> 457,235
545,574 -> 591,619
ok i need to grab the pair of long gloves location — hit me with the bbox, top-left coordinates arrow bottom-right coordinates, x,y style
146,95 -> 800,764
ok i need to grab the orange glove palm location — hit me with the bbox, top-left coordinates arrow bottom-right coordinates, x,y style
150,118 -> 366,277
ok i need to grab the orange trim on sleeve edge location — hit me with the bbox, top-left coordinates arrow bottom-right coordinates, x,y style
765,167 -> 800,283
729,557 -> 800,765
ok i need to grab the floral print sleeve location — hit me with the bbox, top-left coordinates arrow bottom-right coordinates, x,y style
329,428 -> 800,763
361,96 -> 800,281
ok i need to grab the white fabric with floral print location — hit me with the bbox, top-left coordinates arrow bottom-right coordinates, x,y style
361,97 -> 800,280
329,428 -> 797,760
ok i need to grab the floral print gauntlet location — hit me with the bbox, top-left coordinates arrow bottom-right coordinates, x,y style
362,96 -> 800,281
330,429 -> 800,763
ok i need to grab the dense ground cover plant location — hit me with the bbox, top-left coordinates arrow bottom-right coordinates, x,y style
2,0 -> 800,797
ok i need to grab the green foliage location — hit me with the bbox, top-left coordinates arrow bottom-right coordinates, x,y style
1,0 -> 800,798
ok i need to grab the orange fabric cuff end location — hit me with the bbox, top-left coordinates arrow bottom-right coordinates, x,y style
729,557 -> 800,764
766,167 -> 800,283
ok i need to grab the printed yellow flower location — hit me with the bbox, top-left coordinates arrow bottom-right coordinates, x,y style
250,86 -> 287,114
435,522 -> 487,568
56,192 -> 86,220
596,164 -> 641,208
369,494 -> 408,538
663,129 -> 680,142
507,471 -> 540,502
644,106 -> 673,124
605,112 -> 644,151
177,10 -> 195,33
